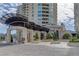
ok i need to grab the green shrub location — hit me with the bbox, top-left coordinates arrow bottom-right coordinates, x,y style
63,33 -> 71,39
0,36 -> 4,41
69,36 -> 79,43
69,37 -> 77,42
33,32 -> 39,41
10,34 -> 13,43
52,32 -> 59,41
77,32 -> 79,39
46,33 -> 53,39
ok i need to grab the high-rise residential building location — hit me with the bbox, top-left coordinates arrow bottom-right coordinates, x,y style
17,3 -> 57,27
74,3 -> 79,32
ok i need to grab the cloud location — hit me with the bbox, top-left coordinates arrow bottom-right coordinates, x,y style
58,3 -> 74,31
0,3 -> 20,33
0,23 -> 8,34
0,3 -> 20,17
0,3 -> 75,34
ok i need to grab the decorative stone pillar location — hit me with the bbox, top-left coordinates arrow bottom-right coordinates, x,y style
43,32 -> 47,40
40,31 -> 47,40
16,30 -> 22,43
27,29 -> 34,42
30,29 -> 34,42
38,31 -> 41,41
32,30 -> 35,42
22,28 -> 27,43
6,27 -> 11,43
59,28 -> 64,40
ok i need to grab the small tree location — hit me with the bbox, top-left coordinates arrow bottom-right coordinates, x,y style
63,33 -> 71,39
69,36 -> 77,42
33,32 -> 39,41
0,36 -> 5,41
0,36 -> 2,41
52,32 -> 59,41
77,32 -> 79,39
10,34 -> 13,43
46,33 -> 53,39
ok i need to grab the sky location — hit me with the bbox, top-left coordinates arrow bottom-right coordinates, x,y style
0,3 -> 75,34
0,3 -> 19,34
58,3 -> 74,31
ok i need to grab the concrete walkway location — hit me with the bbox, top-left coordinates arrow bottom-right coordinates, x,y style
50,42 -> 73,48
0,41 -> 77,56
26,42 -> 73,48
0,42 -> 78,56
0,44 -> 70,56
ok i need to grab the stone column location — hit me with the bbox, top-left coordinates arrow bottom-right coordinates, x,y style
58,29 -> 61,39
43,32 -> 47,40
6,28 -> 11,43
30,29 -> 34,42
16,30 -> 22,43
32,30 -> 35,42
22,28 -> 27,43
40,31 -> 47,40
38,31 -> 41,41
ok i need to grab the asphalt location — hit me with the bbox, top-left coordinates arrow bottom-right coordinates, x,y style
0,43 -> 78,56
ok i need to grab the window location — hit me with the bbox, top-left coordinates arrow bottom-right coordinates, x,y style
42,7 -> 49,10
38,7 -> 42,11
42,22 -> 48,24
38,11 -> 42,13
38,14 -> 42,17
38,18 -> 42,20
32,10 -> 34,13
42,4 -> 49,6
32,14 -> 34,17
38,3 -> 42,6
42,11 -> 49,13
42,18 -> 48,20
42,15 -> 49,17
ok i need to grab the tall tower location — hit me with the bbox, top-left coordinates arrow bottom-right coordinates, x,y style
17,3 -> 57,27
74,3 -> 79,32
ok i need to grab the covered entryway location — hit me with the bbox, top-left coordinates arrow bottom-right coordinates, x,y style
0,13 -> 49,44
6,26 -> 23,43
10,30 -> 17,43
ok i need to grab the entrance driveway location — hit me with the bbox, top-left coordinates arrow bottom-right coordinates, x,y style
0,42 -> 78,56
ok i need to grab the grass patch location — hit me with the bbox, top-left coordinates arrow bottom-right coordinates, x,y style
69,37 -> 79,43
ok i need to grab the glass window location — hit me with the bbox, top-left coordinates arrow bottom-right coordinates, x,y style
38,3 -> 42,6
38,18 -> 42,20
38,14 -> 42,17
38,11 -> 42,13
38,7 -> 42,11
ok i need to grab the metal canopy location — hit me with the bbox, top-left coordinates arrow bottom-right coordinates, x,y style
0,13 -> 49,32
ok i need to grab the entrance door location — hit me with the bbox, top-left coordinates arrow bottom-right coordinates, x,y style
27,31 -> 31,42
11,30 -> 17,43
40,33 -> 44,40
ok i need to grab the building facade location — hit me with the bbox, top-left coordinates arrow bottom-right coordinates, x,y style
0,3 -> 68,44
17,3 -> 64,39
17,3 -> 57,27
74,3 -> 79,32
1,3 -> 66,43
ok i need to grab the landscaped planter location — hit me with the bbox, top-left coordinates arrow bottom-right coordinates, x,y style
42,39 -> 52,42
51,40 -> 60,44
32,40 -> 40,43
68,42 -> 79,47
61,39 -> 69,42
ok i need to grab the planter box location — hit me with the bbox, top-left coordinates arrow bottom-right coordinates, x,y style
60,39 -> 69,42
68,42 -> 79,47
32,40 -> 40,43
42,39 -> 51,42
51,40 -> 60,44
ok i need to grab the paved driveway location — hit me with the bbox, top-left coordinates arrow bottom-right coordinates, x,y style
0,42 -> 78,56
